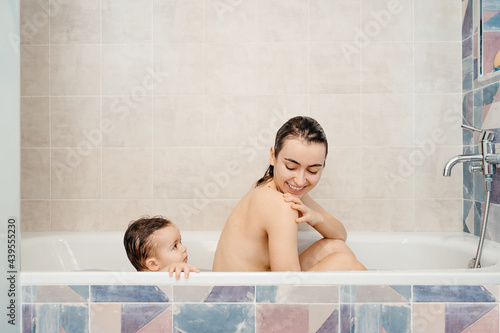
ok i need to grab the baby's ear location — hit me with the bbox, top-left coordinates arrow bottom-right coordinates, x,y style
145,258 -> 160,271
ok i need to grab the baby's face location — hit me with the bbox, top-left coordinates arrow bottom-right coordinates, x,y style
151,224 -> 188,270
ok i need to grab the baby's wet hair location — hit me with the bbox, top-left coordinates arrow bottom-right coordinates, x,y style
123,216 -> 173,271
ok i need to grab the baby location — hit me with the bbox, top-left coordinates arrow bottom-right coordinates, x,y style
123,216 -> 199,279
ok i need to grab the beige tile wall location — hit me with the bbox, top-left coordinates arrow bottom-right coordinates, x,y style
20,0 -> 463,233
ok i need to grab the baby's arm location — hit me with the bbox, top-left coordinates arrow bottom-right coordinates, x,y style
162,263 -> 200,279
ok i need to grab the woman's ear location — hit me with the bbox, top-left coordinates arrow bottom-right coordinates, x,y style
145,258 -> 160,272
270,147 -> 276,166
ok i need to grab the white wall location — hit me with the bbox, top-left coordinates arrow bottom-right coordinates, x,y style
19,0 -> 463,233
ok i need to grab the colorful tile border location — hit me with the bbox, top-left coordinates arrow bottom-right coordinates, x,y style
91,285 -> 171,303
22,304 -> 89,333
413,303 -> 499,333
174,304 -> 254,333
341,303 -> 411,333
89,303 -> 172,333
340,285 -> 411,303
21,284 -> 500,332
413,285 -> 497,303
22,285 -> 89,303
256,285 -> 338,303
462,0 -> 500,245
174,285 -> 254,303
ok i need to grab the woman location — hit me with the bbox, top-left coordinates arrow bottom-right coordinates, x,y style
212,116 -> 365,272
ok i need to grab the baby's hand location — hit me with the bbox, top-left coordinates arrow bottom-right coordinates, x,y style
283,193 -> 322,226
165,263 -> 200,280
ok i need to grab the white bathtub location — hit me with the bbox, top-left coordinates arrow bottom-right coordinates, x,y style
20,231 -> 500,285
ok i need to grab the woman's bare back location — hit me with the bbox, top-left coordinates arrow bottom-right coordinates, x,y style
212,183 -> 298,271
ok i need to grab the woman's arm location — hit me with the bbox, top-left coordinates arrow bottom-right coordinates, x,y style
264,196 -> 302,271
284,193 -> 347,241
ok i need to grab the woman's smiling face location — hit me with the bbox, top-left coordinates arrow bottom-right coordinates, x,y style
270,138 -> 326,198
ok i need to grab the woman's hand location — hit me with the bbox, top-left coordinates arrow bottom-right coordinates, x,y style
283,193 -> 323,227
164,263 -> 200,280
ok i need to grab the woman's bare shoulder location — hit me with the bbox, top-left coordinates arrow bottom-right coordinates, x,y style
250,182 -> 283,202
250,183 -> 298,221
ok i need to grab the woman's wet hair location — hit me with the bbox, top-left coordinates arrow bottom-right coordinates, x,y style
123,216 -> 172,271
256,116 -> 328,187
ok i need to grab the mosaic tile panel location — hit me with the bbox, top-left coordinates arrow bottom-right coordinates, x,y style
481,84 -> 500,142
413,303 -> 499,333
91,303 -> 172,333
21,284 -> 500,332
310,304 -> 338,333
474,169 -> 487,203
463,0 -> 473,40
474,89 -> 484,131
463,24 -> 473,93
463,57 -> 473,92
492,172 -> 500,205
90,303 -> 121,333
256,304 -> 308,333
256,285 -> 338,303
464,200 -> 472,233
173,285 -> 254,303
413,285 -> 497,303
482,0 -> 500,76
340,303 -> 411,333
412,303 -> 445,333
486,203 -> 500,243
340,285 -> 411,303
463,199 -> 482,235
91,285 -> 171,303
475,202 -> 485,236
463,147 -> 474,201
483,285 -> 500,299
463,92 -> 474,146
473,31 -> 479,80
123,304 -> 172,333
22,285 -> 89,303
173,304 -> 254,333
482,33 -> 500,76
23,304 -> 89,333
446,304 -> 498,332
463,36 -> 473,59
483,81 -> 500,103
22,304 -> 36,333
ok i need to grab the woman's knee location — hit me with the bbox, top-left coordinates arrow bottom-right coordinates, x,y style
333,252 -> 366,270
309,252 -> 366,271
300,238 -> 356,271
317,238 -> 354,255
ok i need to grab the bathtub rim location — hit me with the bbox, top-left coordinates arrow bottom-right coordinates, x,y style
20,231 -> 500,285
20,269 -> 500,286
